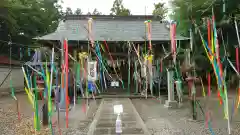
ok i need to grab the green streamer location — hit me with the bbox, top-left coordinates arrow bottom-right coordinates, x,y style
134,61 -> 138,94
128,55 -> 131,95
10,79 -> 16,99
76,63 -> 81,103
33,74 -> 40,131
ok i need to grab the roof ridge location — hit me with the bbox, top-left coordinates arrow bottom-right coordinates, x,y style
65,15 -> 160,21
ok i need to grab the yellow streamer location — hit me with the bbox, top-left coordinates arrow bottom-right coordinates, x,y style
22,67 -> 31,91
34,113 -> 37,129
200,78 -> 206,97
24,87 -> 34,107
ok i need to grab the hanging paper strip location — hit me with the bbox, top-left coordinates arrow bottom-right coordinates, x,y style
236,47 -> 239,72
88,18 -> 94,47
160,59 -> 163,73
20,48 -> 23,60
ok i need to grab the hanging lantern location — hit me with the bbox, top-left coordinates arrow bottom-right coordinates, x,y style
88,61 -> 97,81
141,56 -> 147,77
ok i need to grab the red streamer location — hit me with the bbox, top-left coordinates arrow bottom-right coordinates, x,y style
207,19 -> 211,52
148,22 -> 152,50
236,47 -> 239,72
64,39 -> 69,128
217,90 -> 223,105
104,41 -> 115,65
170,23 -> 177,55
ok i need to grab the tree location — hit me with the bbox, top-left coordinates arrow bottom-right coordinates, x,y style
75,8 -> 82,15
110,0 -> 131,16
87,12 -> 91,15
86,8 -> 102,15
171,0 -> 240,36
92,8 -> 102,15
0,0 -> 62,60
152,2 -> 168,20
66,7 -> 73,15
170,0 -> 240,79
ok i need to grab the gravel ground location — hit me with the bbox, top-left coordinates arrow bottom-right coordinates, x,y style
0,94 -> 100,135
0,97 -> 51,135
2,92 -> 240,135
132,96 -> 240,135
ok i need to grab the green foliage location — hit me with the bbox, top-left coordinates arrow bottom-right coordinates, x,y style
92,8 -> 102,15
74,8 -> 82,15
86,8 -> 102,15
152,2 -> 168,20
0,0 -> 62,60
1,0 -> 62,40
65,7 -> 73,15
171,0 -> 240,77
171,0 -> 240,36
110,0 -> 131,16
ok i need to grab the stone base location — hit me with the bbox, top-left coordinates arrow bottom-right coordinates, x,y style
156,96 -> 167,104
59,106 -> 72,112
164,100 -> 178,108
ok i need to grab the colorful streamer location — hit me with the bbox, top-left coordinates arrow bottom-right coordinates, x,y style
64,39 -> 69,128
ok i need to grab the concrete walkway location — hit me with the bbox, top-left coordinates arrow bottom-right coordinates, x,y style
88,98 -> 151,135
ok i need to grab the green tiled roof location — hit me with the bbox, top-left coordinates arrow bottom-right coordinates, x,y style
35,15 -> 189,41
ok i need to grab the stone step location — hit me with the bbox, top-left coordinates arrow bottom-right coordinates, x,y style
100,114 -> 135,119
100,114 -> 131,117
99,117 -> 136,122
101,108 -> 133,110
96,121 -> 138,128
93,127 -> 144,135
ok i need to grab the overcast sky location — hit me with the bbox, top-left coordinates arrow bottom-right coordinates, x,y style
60,0 -> 171,16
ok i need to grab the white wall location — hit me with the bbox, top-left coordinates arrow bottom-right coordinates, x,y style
0,66 -> 24,92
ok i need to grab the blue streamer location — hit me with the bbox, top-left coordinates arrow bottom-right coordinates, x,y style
204,41 -> 213,56
96,42 -> 104,90
55,69 -> 60,103
208,120 -> 215,135
213,60 -> 222,86
204,40 -> 222,86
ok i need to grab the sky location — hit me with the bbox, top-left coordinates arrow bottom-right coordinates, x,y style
61,0 -> 171,16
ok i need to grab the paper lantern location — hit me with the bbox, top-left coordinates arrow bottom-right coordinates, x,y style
88,61 -> 97,81
141,58 -> 147,77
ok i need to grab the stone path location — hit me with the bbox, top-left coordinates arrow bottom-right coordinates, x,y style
88,98 -> 151,135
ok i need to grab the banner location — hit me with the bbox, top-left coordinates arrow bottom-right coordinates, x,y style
88,61 -> 97,81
